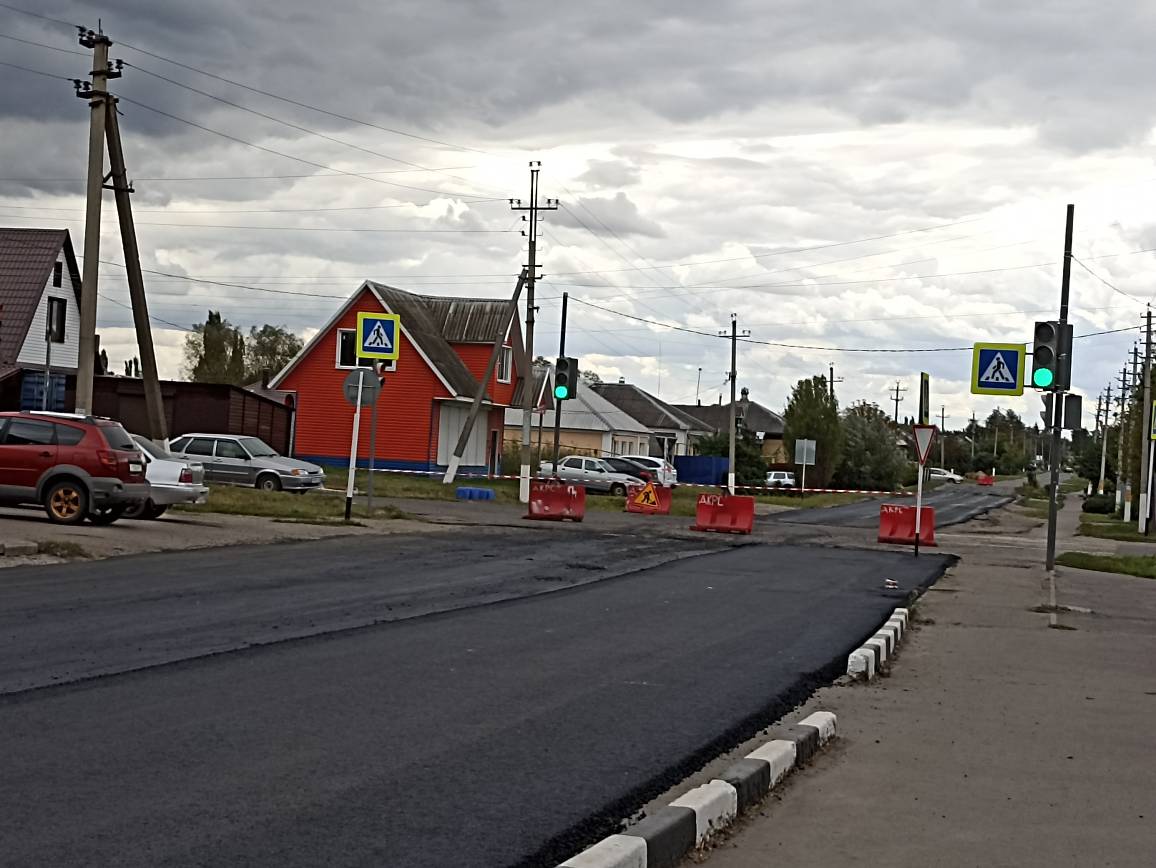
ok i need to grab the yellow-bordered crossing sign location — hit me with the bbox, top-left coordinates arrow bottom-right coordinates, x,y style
356,312 -> 400,360
971,343 -> 1025,396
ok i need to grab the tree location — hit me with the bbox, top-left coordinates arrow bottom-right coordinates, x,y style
580,369 -> 603,386
695,431 -> 767,485
245,324 -> 302,384
783,375 -> 843,486
834,403 -> 904,490
184,311 -> 244,384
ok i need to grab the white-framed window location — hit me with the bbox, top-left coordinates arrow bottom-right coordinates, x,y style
497,345 -> 513,383
336,329 -> 395,371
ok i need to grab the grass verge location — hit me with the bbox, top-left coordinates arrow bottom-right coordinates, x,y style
175,485 -> 411,521
37,540 -> 91,559
1057,551 -> 1156,579
1076,516 -> 1156,543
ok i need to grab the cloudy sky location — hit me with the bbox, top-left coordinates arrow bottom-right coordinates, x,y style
2,0 -> 1154,430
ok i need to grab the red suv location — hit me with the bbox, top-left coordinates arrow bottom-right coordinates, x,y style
0,412 -> 150,525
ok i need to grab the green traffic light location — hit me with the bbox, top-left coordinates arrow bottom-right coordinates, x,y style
554,385 -> 569,399
1033,368 -> 1054,388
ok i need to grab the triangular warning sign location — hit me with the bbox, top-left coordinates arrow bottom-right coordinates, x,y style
633,482 -> 660,507
979,352 -> 1015,385
912,424 -> 937,465
365,321 -> 392,350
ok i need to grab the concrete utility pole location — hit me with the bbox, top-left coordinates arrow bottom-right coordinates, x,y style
105,97 -> 167,440
939,405 -> 946,468
719,314 -> 750,495
509,162 -> 557,503
1045,204 -> 1074,573
890,380 -> 907,422
1099,384 -> 1112,495
970,411 -> 977,463
75,26 -> 118,415
828,363 -> 843,401
1117,365 -> 1129,511
1142,308 -> 1153,533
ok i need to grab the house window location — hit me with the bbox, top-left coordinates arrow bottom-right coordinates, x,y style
52,261 -> 63,287
336,329 -> 383,370
47,297 -> 66,344
497,346 -> 512,383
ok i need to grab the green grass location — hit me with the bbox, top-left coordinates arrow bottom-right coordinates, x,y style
1077,516 -> 1156,543
1057,551 -> 1156,579
37,540 -> 91,559
175,485 -> 410,521
1060,478 -> 1089,494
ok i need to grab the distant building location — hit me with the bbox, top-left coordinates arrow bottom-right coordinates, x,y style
270,282 -> 524,473
0,228 -> 82,411
673,387 -> 787,464
591,381 -> 710,459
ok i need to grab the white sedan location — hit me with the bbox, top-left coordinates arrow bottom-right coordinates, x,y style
127,435 -> 210,519
928,467 -> 964,484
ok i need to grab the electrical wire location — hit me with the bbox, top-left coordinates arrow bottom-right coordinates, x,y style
0,211 -> 513,233
99,292 -> 193,331
1071,255 -> 1148,305
0,167 -> 477,183
0,1 -> 76,29
0,31 -> 86,55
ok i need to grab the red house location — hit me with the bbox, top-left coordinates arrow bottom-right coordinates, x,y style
270,282 -> 523,473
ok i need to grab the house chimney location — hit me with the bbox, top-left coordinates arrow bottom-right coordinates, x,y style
618,376 -> 626,384
741,386 -> 749,400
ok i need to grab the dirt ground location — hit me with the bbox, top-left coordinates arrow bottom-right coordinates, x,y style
0,505 -> 442,565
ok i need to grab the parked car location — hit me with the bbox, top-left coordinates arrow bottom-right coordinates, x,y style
603,456 -> 653,483
0,411 -> 149,525
618,455 -> 678,487
127,434 -> 210,519
766,470 -> 797,488
928,467 -> 964,484
168,434 -> 325,492
539,455 -> 643,495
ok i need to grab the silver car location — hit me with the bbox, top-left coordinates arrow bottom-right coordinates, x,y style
539,455 -> 643,496
169,434 -> 326,492
128,434 -> 209,519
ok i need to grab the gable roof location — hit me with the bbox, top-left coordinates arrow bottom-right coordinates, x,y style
507,367 -> 650,435
0,228 -> 80,366
591,382 -> 710,433
672,399 -> 785,435
269,281 -> 522,401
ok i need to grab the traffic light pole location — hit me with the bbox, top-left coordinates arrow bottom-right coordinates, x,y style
1045,204 -> 1074,573
552,292 -> 568,469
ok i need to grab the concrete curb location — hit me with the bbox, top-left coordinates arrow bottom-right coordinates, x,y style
847,607 -> 909,680
558,711 -> 837,868
0,540 -> 38,557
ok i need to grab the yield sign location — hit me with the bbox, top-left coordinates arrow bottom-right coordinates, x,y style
912,424 -> 937,465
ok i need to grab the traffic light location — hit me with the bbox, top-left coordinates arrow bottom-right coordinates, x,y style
554,356 -> 579,401
1040,393 -> 1054,429
1031,320 -> 1073,390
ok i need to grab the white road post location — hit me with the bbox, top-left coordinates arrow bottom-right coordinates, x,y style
914,459 -> 924,558
345,369 -> 366,522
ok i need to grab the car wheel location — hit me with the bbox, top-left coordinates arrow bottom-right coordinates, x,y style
123,499 -> 152,520
148,504 -> 169,519
89,505 -> 127,526
256,474 -> 282,492
610,483 -> 627,497
44,480 -> 89,525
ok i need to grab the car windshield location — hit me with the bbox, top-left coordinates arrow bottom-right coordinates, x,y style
132,436 -> 173,460
239,437 -> 279,458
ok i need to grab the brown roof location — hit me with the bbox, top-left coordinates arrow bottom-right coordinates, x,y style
0,228 -> 80,366
591,382 -> 710,432
673,399 -> 785,435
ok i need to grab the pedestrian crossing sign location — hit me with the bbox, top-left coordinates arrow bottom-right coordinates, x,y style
633,482 -> 660,508
971,342 -> 1025,396
356,312 -> 400,360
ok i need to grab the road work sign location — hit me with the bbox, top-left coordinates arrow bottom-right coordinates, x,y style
356,312 -> 400,360
632,482 -> 660,508
971,343 -> 1025,396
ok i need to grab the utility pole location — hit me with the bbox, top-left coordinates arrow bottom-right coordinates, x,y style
828,363 -> 844,401
104,93 -> 167,440
74,26 -> 117,415
970,412 -> 977,463
719,315 -> 750,495
695,367 -> 702,404
41,309 -> 54,411
1117,364 -> 1129,511
890,380 -> 907,422
552,291 -> 568,467
939,406 -> 946,468
1142,308 -> 1153,533
1099,384 -> 1112,495
1045,204 -> 1074,573
510,162 -> 557,503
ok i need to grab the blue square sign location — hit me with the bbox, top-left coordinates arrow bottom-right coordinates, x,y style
971,343 -> 1025,396
356,312 -> 400,361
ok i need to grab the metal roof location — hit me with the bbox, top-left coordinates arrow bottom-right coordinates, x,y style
0,228 -> 80,367
506,371 -> 650,435
672,398 -> 785,435
591,383 -> 711,433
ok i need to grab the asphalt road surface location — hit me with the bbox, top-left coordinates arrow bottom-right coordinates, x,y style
2,533 -> 949,868
777,484 -> 1013,528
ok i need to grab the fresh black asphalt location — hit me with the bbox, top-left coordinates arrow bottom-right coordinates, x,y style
1,536 -> 949,868
776,485 -> 1013,528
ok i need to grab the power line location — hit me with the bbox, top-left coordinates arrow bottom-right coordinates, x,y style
0,1 -> 76,29
0,167 -> 476,183
0,211 -> 513,232
0,200 -> 501,215
99,292 -> 193,331
0,58 -> 75,81
1071,255 -> 1147,304
0,31 -> 86,55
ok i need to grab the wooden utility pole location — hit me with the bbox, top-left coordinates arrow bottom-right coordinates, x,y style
890,380 -> 907,422
509,162 -> 557,502
1099,384 -> 1112,495
105,98 -> 167,440
1117,365 -> 1129,511
74,26 -> 117,414
939,406 -> 946,468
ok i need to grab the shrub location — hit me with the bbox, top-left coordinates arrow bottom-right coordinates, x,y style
1082,494 -> 1116,514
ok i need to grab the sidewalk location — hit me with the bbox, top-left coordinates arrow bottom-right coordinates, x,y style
697,498 -> 1156,867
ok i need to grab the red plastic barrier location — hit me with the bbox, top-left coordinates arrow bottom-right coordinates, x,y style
526,479 -> 586,522
877,503 -> 936,546
625,482 -> 673,515
691,493 -> 755,534
977,473 -> 995,486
